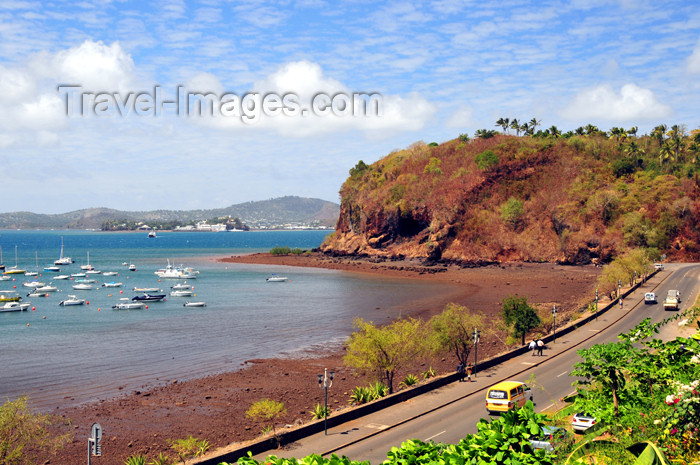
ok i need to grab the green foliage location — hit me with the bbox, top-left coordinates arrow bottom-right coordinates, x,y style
245,399 -> 287,440
344,317 -> 426,394
399,374 -> 419,388
500,197 -> 524,230
428,142 -> 438,147
501,295 -> 541,345
0,396 -> 71,465
474,149 -> 499,170
124,455 -> 147,465
147,452 -> 174,465
309,403 -> 329,420
349,160 -> 369,178
423,157 -> 442,175
168,435 -> 209,464
421,366 -> 436,379
348,383 -> 388,404
458,133 -> 470,142
269,247 -> 304,255
428,302 -> 484,365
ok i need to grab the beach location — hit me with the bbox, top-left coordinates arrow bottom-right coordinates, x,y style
48,253 -> 601,465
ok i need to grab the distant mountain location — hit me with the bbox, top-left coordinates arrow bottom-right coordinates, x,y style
0,196 -> 339,230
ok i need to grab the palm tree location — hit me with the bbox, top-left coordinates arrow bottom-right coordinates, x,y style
609,127 -> 625,146
510,118 -> 521,136
627,126 -> 638,138
659,141 -> 674,168
585,124 -> 599,136
548,125 -> 561,138
651,124 -> 667,148
529,118 -> 540,133
624,141 -> 639,158
520,122 -> 531,136
495,118 -> 510,134
575,126 -> 585,136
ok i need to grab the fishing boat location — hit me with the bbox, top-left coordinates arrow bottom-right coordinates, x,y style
4,246 -> 26,275
102,282 -> 123,288
112,299 -> 145,310
133,287 -> 161,293
72,283 -> 93,290
170,289 -> 193,297
0,291 -> 21,302
183,301 -> 206,307
266,274 -> 289,282
0,301 -> 30,312
131,293 -> 166,302
54,237 -> 74,265
59,295 -> 85,306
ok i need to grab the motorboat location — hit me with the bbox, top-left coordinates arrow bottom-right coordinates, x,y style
59,295 -> 85,306
113,299 -> 145,310
133,287 -> 161,293
102,282 -> 123,288
44,265 -> 60,272
102,271 -> 119,276
54,275 -> 70,280
34,284 -> 58,292
70,272 -> 86,278
183,301 -> 206,307
86,270 -> 102,275
266,274 -> 289,282
74,278 -> 97,283
148,230 -> 157,238
0,301 -> 30,312
132,293 -> 166,302
128,264 -> 137,271
170,289 -> 193,297
170,283 -> 192,290
72,283 -> 93,290
154,261 -> 199,279
0,291 -> 21,302
22,280 -> 45,288
24,271 -> 38,277
54,237 -> 74,265
27,291 -> 49,298
0,275 -> 10,281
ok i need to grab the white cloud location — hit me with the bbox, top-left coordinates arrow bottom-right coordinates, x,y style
686,39 -> 700,74
560,83 -> 671,122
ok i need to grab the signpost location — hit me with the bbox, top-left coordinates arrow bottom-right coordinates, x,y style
88,422 -> 102,465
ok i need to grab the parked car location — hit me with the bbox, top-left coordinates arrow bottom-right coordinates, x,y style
529,426 -> 571,452
571,412 -> 597,433
644,292 -> 657,304
654,263 -> 665,270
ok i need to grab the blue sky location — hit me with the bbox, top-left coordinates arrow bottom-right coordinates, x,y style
1,0 -> 699,214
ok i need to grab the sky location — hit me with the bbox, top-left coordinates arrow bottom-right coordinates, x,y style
1,0 -> 700,214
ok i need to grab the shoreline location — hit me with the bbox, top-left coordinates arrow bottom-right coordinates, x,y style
50,253 -> 601,465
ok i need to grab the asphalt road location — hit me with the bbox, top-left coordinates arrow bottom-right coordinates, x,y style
257,263 -> 700,464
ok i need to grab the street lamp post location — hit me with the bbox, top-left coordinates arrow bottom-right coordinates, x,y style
595,289 -> 599,320
472,328 -> 481,377
317,368 -> 334,435
552,305 -> 558,343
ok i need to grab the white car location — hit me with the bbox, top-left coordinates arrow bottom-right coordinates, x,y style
654,263 -> 665,270
644,292 -> 657,304
571,412 -> 597,433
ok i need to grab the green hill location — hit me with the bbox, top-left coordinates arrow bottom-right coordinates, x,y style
322,125 -> 700,264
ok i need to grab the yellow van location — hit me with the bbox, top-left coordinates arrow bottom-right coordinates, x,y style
485,381 -> 533,414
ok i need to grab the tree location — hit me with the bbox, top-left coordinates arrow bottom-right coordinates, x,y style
0,396 -> 71,465
428,303 -> 485,365
495,117 -> 510,134
651,124 -> 668,148
344,317 -> 425,394
245,399 -> 287,445
571,341 -> 635,418
529,118 -> 541,134
510,118 -> 521,136
501,295 -> 541,345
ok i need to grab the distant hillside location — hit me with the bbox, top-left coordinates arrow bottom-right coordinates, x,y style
0,196 -> 339,230
323,126 -> 700,264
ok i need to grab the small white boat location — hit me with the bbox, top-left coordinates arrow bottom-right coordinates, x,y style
70,272 -> 86,278
133,287 -> 161,293
170,283 -> 192,290
24,271 -> 38,277
23,281 -> 45,288
0,301 -> 30,312
54,275 -> 70,280
74,278 -> 97,283
266,275 -> 289,282
102,282 -> 123,288
44,265 -> 60,272
148,230 -> 157,238
72,283 -> 93,290
34,285 -> 58,292
0,276 -> 10,281
86,270 -> 102,275
59,295 -> 85,306
54,237 -> 74,265
154,261 -> 198,279
113,299 -> 145,310
102,271 -> 119,276
183,301 -> 206,307
170,289 -> 193,297
80,251 -> 94,271
27,291 -> 49,298
128,264 -> 137,271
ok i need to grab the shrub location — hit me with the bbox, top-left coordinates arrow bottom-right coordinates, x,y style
400,374 -> 419,388
270,246 -> 292,255
309,403 -> 330,420
475,149 -> 499,170
500,197 -> 524,229
169,436 -> 209,464
421,367 -> 436,379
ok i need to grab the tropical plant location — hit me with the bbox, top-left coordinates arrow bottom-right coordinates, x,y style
124,455 -> 147,465
169,435 -> 209,464
148,452 -> 174,465
399,374 -> 419,388
458,133 -> 470,142
349,386 -> 372,405
309,403 -> 329,420
474,149 -> 499,170
421,366 -> 436,379
495,117 -> 510,133
245,399 -> 286,444
344,317 -> 426,394
0,396 -> 71,465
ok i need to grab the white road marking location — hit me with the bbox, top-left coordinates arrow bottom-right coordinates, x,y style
521,362 -> 536,365
425,431 -> 446,441
365,423 -> 389,430
589,329 -> 601,332
557,371 -> 568,378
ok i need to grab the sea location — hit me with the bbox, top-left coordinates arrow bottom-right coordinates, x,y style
0,230 -> 453,411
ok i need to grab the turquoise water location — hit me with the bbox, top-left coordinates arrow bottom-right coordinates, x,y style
0,230 -> 452,410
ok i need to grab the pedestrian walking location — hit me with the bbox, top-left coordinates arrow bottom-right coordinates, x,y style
619,298 -> 623,309
529,339 -> 537,356
537,339 -> 544,356
466,363 -> 473,382
457,362 -> 465,382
